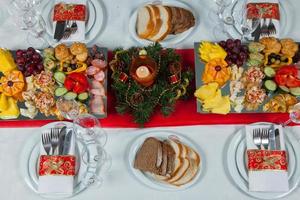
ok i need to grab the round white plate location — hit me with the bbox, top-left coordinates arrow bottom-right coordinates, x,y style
225,122 -> 300,199
41,0 -> 106,46
127,130 -> 205,191
19,121 -> 97,199
224,0 -> 293,39
129,0 -> 199,47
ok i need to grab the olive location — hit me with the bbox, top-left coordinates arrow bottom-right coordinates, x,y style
70,64 -> 77,70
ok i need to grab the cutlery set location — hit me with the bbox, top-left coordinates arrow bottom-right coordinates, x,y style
54,21 -> 78,41
42,126 -> 73,155
252,127 -> 280,150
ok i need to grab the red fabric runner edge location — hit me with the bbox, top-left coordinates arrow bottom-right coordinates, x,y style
0,49 -> 292,128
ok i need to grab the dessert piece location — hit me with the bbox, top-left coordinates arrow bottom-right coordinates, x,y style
134,137 -> 200,186
136,4 -> 195,42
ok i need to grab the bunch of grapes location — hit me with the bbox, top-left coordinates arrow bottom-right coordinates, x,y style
15,47 -> 44,77
219,39 -> 249,67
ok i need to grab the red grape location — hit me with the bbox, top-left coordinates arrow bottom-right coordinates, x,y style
16,50 -> 24,58
234,39 -> 241,46
219,41 -> 226,48
32,53 -> 41,61
236,60 -> 243,66
36,63 -> 44,70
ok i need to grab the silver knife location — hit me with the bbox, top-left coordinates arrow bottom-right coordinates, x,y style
269,124 -> 276,150
275,128 -> 281,150
63,130 -> 73,155
58,126 -> 67,155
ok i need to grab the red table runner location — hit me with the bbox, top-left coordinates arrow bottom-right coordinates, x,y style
0,49 -> 291,128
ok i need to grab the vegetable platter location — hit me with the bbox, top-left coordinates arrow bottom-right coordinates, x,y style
0,42 -> 107,120
194,37 -> 300,115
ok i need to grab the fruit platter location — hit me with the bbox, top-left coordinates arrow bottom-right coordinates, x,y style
0,42 -> 107,120
194,37 -> 300,114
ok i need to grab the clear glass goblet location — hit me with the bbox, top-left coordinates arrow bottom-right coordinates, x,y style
282,102 -> 300,127
73,114 -> 107,146
82,143 -> 112,172
22,9 -> 48,48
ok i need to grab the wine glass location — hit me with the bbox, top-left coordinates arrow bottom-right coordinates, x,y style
82,143 -> 112,171
73,114 -> 107,146
282,102 -> 300,127
22,9 -> 48,48
56,97 -> 80,120
238,5 -> 262,41
82,171 -> 103,188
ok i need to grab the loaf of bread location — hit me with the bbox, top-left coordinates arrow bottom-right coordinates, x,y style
136,4 -> 195,42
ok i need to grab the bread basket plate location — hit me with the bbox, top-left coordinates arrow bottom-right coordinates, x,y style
129,0 -> 199,47
127,129 -> 205,191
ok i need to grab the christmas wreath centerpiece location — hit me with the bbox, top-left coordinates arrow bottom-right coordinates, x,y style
110,43 -> 193,125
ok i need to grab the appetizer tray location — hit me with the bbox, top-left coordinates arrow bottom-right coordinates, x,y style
0,43 -> 107,121
194,38 -> 300,114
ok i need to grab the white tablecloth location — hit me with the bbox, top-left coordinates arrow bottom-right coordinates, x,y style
1,0 -> 300,199
0,0 -> 299,50
0,125 -> 300,200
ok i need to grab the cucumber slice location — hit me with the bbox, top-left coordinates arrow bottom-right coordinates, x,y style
55,87 -> 68,97
64,92 -> 77,100
264,67 -> 276,78
279,85 -> 290,93
54,71 -> 66,84
78,92 -> 89,101
290,87 -> 300,96
264,80 -> 277,92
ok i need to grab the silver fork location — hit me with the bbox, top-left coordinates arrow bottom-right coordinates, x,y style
51,128 -> 60,155
268,18 -> 276,36
70,21 -> 78,34
261,128 -> 270,150
42,132 -> 52,155
63,21 -> 72,39
260,18 -> 269,37
253,128 -> 262,149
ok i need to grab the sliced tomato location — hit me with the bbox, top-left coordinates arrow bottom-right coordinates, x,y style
275,74 -> 288,86
276,65 -> 298,77
286,75 -> 300,88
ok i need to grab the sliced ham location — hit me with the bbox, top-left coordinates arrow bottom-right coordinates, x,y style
91,59 -> 107,69
94,71 -> 105,82
87,66 -> 100,75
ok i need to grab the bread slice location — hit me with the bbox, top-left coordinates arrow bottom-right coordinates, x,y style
136,6 -> 155,39
156,140 -> 163,168
171,145 -> 200,186
160,142 -> 169,176
146,5 -> 162,39
148,5 -> 172,42
134,137 -> 162,174
172,158 -> 199,186
167,158 -> 190,183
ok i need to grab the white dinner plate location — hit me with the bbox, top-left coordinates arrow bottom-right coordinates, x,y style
127,129 -> 205,191
129,0 -> 199,47
19,121 -> 97,199
225,122 -> 300,199
41,0 -> 106,46
223,0 -> 293,39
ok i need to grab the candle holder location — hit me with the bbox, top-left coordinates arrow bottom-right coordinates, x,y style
130,51 -> 158,87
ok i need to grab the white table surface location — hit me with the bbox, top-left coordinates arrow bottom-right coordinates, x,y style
0,0 -> 299,50
0,125 -> 300,200
1,0 -> 300,199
